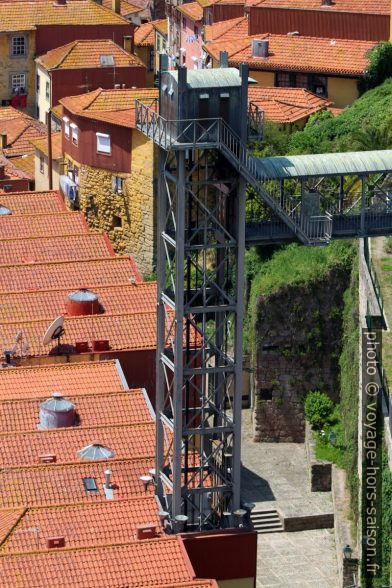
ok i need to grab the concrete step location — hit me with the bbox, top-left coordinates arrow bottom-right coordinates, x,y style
250,509 -> 284,534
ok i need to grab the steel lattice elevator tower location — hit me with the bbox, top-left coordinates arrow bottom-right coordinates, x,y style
153,64 -> 249,530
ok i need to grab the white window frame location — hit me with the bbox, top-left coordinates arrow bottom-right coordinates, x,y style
39,155 -> 44,174
45,80 -> 50,100
70,122 -> 78,146
96,132 -> 111,154
63,116 -> 70,138
11,35 -> 27,57
112,175 -> 124,194
11,73 -> 26,95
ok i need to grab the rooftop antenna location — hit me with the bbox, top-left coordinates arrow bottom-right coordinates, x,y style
42,316 -> 65,351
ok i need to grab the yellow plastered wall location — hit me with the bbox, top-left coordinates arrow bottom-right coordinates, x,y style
327,76 -> 359,108
0,31 -> 36,115
34,148 -> 61,191
65,130 -> 156,277
135,45 -> 155,87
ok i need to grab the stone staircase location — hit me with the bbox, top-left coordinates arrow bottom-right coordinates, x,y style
250,509 -> 284,534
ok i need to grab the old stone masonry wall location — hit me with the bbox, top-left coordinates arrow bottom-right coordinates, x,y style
77,131 -> 156,277
253,266 -> 351,442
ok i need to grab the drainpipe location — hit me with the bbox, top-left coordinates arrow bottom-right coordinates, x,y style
46,110 -> 53,190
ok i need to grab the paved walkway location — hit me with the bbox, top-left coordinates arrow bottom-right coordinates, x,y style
241,409 -> 339,587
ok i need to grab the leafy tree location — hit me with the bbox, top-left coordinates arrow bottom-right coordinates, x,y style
304,391 -> 334,429
358,42 -> 392,95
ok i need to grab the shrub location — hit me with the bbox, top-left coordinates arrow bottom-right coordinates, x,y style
304,391 -> 334,429
385,236 -> 392,254
358,42 -> 392,95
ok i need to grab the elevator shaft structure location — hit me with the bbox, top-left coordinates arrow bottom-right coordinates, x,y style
141,66 -> 249,529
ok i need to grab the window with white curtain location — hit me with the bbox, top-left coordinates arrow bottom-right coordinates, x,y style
63,116 -> 69,138
70,122 -> 78,145
96,132 -> 111,154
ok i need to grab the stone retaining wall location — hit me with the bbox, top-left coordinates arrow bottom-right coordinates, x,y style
305,421 -> 332,492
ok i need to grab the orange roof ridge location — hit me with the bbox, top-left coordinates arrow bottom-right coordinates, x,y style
0,254 -> 135,270
1,456 -> 155,472
0,388 -> 142,403
0,231 -> 104,244
0,420 -> 155,438
1,308 -> 165,327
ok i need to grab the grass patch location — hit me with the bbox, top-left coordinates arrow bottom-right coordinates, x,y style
313,405 -> 346,469
385,236 -> 392,254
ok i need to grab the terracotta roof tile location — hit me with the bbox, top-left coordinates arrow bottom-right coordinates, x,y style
0,114 -> 47,158
0,538 -> 193,586
101,0 -> 141,16
0,233 -> 114,266
0,310 -> 170,355
205,33 -> 376,76
0,389 -> 152,433
0,282 -> 156,322
0,191 -> 65,215
0,256 -> 142,293
0,509 -> 25,546
0,457 -> 154,507
247,0 -> 390,13
7,154 -> 35,179
60,87 -> 158,128
177,2 -> 203,21
0,155 -> 31,182
135,21 -> 155,46
153,19 -> 168,36
30,133 -> 63,160
1,498 -> 160,553
0,423 -> 155,467
0,360 -> 125,401
0,211 -> 88,240
37,39 -> 145,71
248,86 -> 332,123
0,0 -> 129,32
204,16 -> 248,42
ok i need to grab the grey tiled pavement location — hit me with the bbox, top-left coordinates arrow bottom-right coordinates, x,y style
241,409 -> 339,587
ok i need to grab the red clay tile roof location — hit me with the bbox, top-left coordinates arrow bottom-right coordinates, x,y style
101,0 -> 141,16
0,212 -> 88,240
0,509 -> 25,547
204,33 -> 376,76
134,21 -> 155,46
248,86 -> 332,123
0,190 -> 65,215
0,282 -> 156,322
0,256 -> 142,293
30,132 -> 63,160
0,497 -> 160,553
177,2 -> 203,21
37,39 -> 145,71
246,0 -> 390,14
0,538 -> 193,586
0,423 -> 155,467
7,154 -> 35,179
0,154 -> 31,182
0,360 -> 126,401
0,0 -> 129,32
153,19 -> 168,36
0,310 -> 170,356
0,457 -> 154,507
0,233 -> 114,266
0,389 -> 152,433
0,111 -> 47,158
60,87 -> 158,129
204,16 -> 248,42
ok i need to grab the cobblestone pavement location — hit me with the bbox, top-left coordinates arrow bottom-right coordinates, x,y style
241,409 -> 339,587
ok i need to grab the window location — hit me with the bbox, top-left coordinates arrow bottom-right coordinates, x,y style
276,71 -> 327,97
296,73 -> 308,89
83,477 -> 98,493
276,72 -> 291,87
39,155 -> 44,174
96,132 -> 111,154
182,17 -> 186,30
112,175 -> 124,194
70,122 -> 78,145
194,25 -> 199,38
100,54 -> 115,66
11,73 -> 26,95
36,74 -> 40,93
113,214 -> 122,228
36,106 -> 40,120
11,36 -> 26,56
148,48 -> 154,72
63,116 -> 70,138
45,80 -> 50,100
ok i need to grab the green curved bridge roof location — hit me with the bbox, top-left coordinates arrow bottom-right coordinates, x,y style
254,150 -> 392,180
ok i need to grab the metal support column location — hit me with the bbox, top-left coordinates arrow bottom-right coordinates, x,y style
361,176 -> 367,235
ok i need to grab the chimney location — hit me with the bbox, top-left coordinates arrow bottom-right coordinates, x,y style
47,537 -> 65,549
123,35 -> 132,53
0,133 -> 7,149
136,524 -> 157,540
112,0 -> 121,14
321,0 -> 332,4
40,454 -> 57,463
252,39 -> 269,58
104,469 -> 112,489
219,51 -> 228,68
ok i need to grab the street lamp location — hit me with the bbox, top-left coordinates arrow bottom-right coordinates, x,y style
343,544 -> 353,559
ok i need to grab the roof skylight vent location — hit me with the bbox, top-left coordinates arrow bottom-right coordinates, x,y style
100,55 -> 115,67
78,443 -> 114,460
0,205 -> 11,216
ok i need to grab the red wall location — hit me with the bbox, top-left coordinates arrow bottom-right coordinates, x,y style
62,108 -> 132,173
181,529 -> 257,582
249,7 -> 389,41
51,67 -> 146,107
35,24 -> 133,55
0,178 -> 31,192
212,4 -> 245,23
